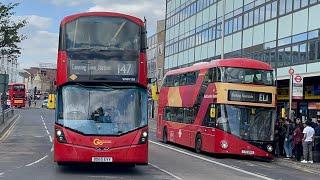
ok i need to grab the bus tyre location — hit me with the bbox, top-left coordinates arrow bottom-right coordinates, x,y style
195,134 -> 202,153
163,128 -> 168,144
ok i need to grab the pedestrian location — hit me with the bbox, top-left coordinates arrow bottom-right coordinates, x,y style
278,119 -> 286,157
315,120 -> 320,136
293,118 -> 303,161
301,121 -> 315,163
28,96 -> 31,107
274,120 -> 281,157
284,119 -> 294,158
33,100 -> 36,107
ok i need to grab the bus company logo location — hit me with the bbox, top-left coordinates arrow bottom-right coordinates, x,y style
93,139 -> 112,146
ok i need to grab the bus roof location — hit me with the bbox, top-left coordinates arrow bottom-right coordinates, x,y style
165,58 -> 273,76
60,12 -> 144,27
8,83 -> 25,86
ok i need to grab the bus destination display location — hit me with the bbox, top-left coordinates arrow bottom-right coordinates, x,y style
228,90 -> 272,104
69,60 -> 137,76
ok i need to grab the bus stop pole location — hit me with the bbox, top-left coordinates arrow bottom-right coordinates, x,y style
289,74 -> 293,120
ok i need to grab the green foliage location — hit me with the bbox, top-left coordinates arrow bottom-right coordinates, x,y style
0,2 -> 27,58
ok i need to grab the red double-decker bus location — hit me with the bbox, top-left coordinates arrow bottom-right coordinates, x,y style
8,83 -> 26,108
54,12 -> 148,166
156,58 -> 276,159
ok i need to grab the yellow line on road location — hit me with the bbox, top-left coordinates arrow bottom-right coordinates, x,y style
0,115 -> 20,142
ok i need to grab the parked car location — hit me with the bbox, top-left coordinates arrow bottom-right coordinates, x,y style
42,99 -> 48,108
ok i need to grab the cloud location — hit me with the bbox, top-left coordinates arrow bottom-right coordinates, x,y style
17,15 -> 58,69
88,0 -> 165,34
49,0 -> 89,7
23,15 -> 53,30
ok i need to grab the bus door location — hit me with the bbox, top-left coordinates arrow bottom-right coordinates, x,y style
176,108 -> 193,147
201,104 -> 216,152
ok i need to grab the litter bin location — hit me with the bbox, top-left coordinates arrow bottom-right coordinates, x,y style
314,136 -> 320,162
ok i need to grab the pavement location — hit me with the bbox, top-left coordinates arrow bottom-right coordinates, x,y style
0,109 -> 18,138
0,108 -> 319,179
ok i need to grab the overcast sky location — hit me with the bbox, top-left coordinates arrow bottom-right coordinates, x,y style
3,0 -> 165,69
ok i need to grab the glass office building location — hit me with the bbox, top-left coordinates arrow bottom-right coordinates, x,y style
164,0 -> 320,120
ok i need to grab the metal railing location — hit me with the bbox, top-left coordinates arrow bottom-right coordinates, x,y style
0,108 -> 15,125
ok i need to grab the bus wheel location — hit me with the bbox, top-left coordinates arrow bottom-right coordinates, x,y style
163,128 -> 168,144
195,134 -> 202,153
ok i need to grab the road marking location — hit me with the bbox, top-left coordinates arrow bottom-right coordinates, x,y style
0,172 -> 4,176
0,115 -> 20,142
149,163 -> 183,180
41,115 -> 52,143
150,141 -> 273,180
25,155 -> 48,167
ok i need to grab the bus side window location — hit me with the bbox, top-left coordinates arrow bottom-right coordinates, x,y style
212,67 -> 221,82
180,74 -> 187,86
184,108 -> 194,124
204,69 -> 213,84
174,75 -> 180,86
164,107 -> 171,120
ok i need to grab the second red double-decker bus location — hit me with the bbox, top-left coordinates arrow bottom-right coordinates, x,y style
157,58 -> 276,159
54,12 -> 148,166
8,83 -> 26,108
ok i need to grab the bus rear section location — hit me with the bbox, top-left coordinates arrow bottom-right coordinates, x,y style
156,58 -> 276,160
54,12 -> 148,165
8,83 -> 26,108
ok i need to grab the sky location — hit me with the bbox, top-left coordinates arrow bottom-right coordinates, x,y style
3,0 -> 165,69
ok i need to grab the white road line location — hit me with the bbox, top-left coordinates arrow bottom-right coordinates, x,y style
0,172 -> 4,176
149,163 -> 183,180
25,155 -> 48,167
150,141 -> 273,180
40,115 -> 52,143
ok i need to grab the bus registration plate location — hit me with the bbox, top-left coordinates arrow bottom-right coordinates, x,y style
14,100 -> 23,104
91,157 -> 113,162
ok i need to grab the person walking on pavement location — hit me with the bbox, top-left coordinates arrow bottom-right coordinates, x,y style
293,118 -> 303,161
284,119 -> 294,158
28,96 -> 31,107
301,121 -> 315,163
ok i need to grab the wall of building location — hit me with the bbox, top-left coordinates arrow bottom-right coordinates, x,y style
164,0 -> 320,79
0,55 -> 19,83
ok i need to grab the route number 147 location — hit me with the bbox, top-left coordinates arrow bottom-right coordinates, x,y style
117,64 -> 132,75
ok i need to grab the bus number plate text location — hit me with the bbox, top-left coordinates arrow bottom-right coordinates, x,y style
91,157 -> 113,162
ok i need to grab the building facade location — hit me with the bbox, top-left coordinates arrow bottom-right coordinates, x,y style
147,20 -> 165,119
0,55 -> 19,83
165,0 -> 320,120
20,67 -> 56,93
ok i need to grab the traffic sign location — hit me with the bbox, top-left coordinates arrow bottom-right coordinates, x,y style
288,68 -> 294,75
294,75 -> 302,83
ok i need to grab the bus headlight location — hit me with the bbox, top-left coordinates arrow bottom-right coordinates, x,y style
220,140 -> 229,149
55,128 -> 67,143
267,145 -> 273,152
139,130 -> 148,144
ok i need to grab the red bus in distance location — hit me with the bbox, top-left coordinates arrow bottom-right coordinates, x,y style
156,58 -> 276,160
8,83 -> 26,108
54,12 -> 148,166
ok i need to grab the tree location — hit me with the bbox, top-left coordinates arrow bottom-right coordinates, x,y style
0,2 -> 27,57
